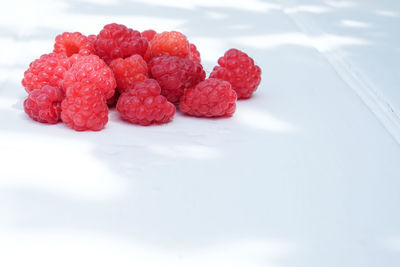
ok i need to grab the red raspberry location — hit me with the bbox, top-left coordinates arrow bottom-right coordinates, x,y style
109,55 -> 148,93
24,85 -> 64,124
87,34 -> 97,45
61,84 -> 108,131
144,31 -> 189,61
22,53 -> 71,93
63,55 -> 116,99
116,79 -> 176,126
68,54 -> 81,65
53,32 -> 95,57
189,43 -> 201,63
94,23 -> 148,64
148,56 -> 205,105
142,30 -> 199,62
180,78 -> 237,117
106,91 -> 120,107
210,49 -> 261,99
141,29 -> 157,42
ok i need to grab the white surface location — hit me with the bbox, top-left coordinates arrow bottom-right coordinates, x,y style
279,0 -> 400,144
1,0 -> 400,266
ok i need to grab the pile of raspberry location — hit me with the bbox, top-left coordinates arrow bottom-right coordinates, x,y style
22,23 -> 262,131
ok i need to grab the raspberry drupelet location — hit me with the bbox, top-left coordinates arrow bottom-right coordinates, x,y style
87,34 -> 97,46
189,43 -> 201,63
141,29 -> 157,42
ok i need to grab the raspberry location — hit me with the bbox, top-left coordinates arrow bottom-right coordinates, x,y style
87,34 -> 97,45
149,56 -> 205,105
180,78 -> 237,117
109,55 -> 148,93
63,55 -> 116,99
189,43 -> 201,63
141,29 -> 157,42
22,53 -> 71,93
23,85 -> 64,124
116,79 -> 176,126
210,49 -> 261,99
106,91 -> 120,107
94,23 -> 148,64
144,31 -> 189,61
68,54 -> 81,65
53,32 -> 95,57
61,84 -> 108,131
142,30 -> 199,62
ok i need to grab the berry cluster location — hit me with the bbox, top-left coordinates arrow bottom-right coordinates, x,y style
22,23 -> 262,131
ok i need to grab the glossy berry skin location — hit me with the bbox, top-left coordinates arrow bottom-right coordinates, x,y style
180,78 -> 237,117
189,43 -> 201,63
116,79 -> 176,126
149,56 -> 205,105
94,23 -> 148,64
53,32 -> 95,57
68,54 -> 81,65
109,55 -> 148,93
22,53 -> 71,93
61,84 -> 108,131
210,48 -> 261,99
141,29 -> 157,42
63,55 -> 116,99
144,31 -> 189,61
24,85 -> 64,124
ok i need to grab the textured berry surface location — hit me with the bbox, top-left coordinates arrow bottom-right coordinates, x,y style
141,29 -> 157,42
142,29 -> 200,62
24,85 -> 64,124
116,79 -> 176,126
145,31 -> 189,61
106,91 -> 120,107
61,84 -> 108,131
22,53 -> 71,93
180,78 -> 237,117
87,34 -> 97,45
63,55 -> 116,99
189,43 -> 201,63
149,56 -> 205,105
68,54 -> 81,65
109,55 -> 148,93
53,32 -> 94,57
210,48 -> 261,99
95,23 -> 148,64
